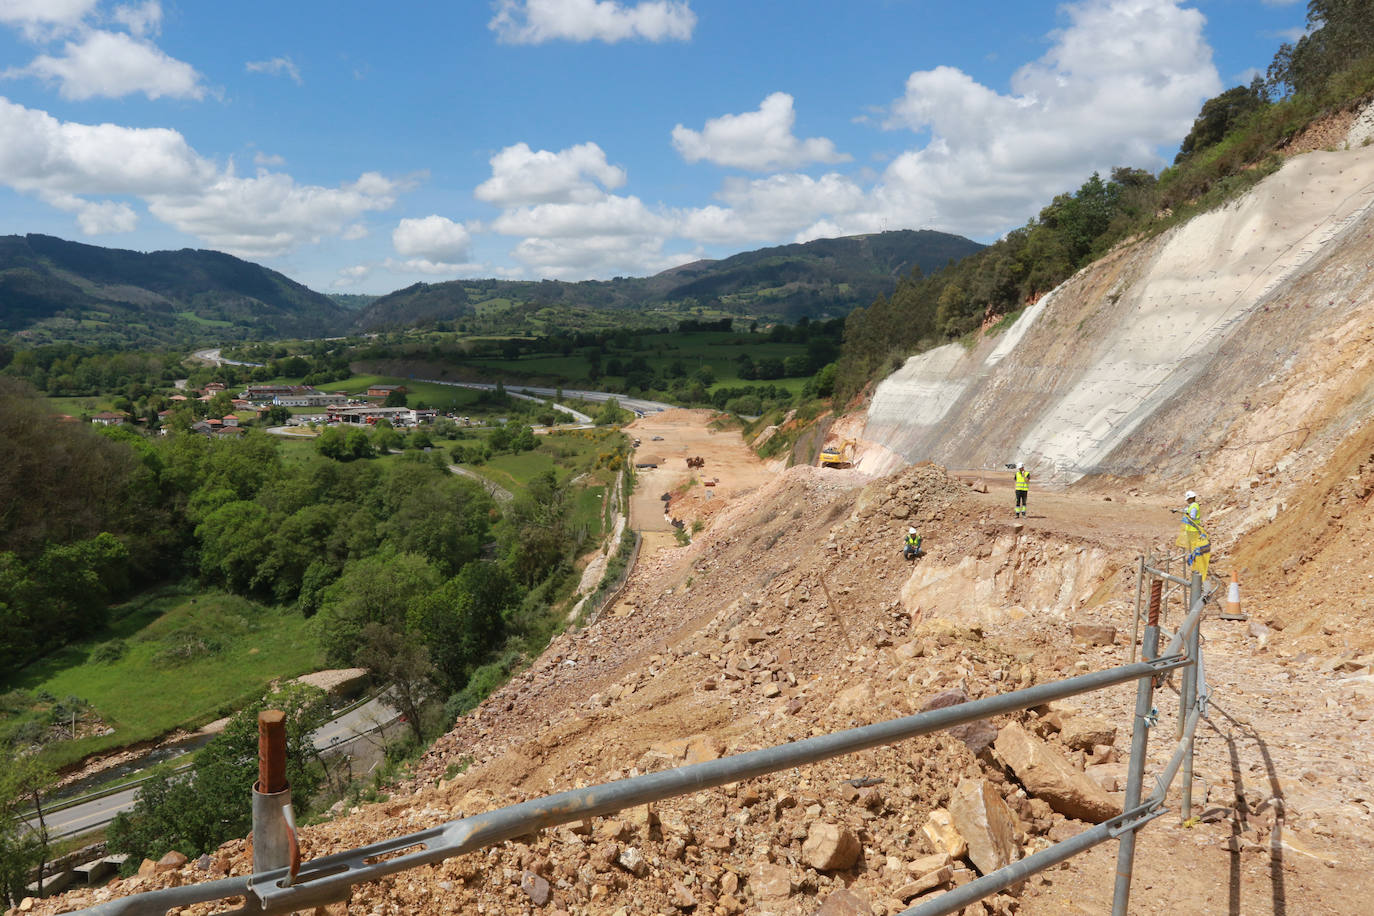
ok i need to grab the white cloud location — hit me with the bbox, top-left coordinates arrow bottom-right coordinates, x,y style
0,97 -> 401,258
10,29 -> 204,100
392,215 -> 473,261
672,93 -> 850,171
490,0 -> 695,44
112,1 -> 161,37
334,264 -> 371,287
841,0 -> 1221,240
382,256 -> 481,277
246,56 -> 302,86
146,170 -> 400,259
476,0 -> 1220,279
676,172 -> 866,244
48,193 -> 138,234
492,195 -> 670,239
0,0 -> 98,39
254,151 -> 287,168
341,223 -> 368,240
475,142 -> 626,207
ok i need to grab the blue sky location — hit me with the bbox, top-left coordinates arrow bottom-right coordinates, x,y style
0,1 -> 1308,294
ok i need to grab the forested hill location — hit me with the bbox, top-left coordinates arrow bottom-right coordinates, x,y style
0,234 -> 347,347
354,229 -> 984,332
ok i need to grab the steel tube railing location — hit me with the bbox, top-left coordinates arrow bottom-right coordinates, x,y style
73,653 -> 1190,916
1112,611 -> 1161,915
904,803 -> 1166,916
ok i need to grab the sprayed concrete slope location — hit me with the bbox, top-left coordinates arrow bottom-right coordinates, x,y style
865,142 -> 1374,484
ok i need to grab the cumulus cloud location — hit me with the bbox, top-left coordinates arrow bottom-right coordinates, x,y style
0,97 -> 400,258
478,0 -> 1219,278
0,0 -> 98,39
853,0 -> 1220,239
246,56 -> 302,85
676,172 -> 866,244
334,264 -> 371,287
48,193 -> 139,234
392,215 -> 473,262
475,142 -> 626,207
10,29 -> 204,100
489,0 -> 695,44
672,93 -> 850,171
112,0 -> 161,37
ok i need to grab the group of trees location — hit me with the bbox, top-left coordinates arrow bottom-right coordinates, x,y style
834,0 -> 1374,402
107,684 -> 327,867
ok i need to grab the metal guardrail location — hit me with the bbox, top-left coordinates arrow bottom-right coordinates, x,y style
70,564 -> 1212,916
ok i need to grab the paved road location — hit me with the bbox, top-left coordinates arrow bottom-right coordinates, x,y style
189,347 -> 265,368
28,695 -> 398,840
412,378 -> 671,417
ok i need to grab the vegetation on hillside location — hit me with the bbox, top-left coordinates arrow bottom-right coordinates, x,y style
351,230 -> 983,332
0,235 -> 347,348
834,0 -> 1374,402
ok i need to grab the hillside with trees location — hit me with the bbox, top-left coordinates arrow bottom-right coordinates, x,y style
352,229 -> 984,332
834,0 -> 1374,402
0,234 -> 348,348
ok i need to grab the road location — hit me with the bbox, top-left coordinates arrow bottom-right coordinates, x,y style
189,347 -> 265,368
27,695 -> 398,841
411,377 -> 672,417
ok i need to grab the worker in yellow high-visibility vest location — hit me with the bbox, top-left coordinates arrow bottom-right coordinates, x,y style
1013,462 -> 1030,519
1175,489 -> 1211,580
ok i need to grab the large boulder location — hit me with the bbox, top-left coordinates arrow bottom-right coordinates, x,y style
994,723 -> 1119,822
947,778 -> 1020,876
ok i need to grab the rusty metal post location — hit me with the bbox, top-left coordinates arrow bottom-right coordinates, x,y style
1130,555 -> 1145,663
1112,577 -> 1163,915
253,710 -> 297,880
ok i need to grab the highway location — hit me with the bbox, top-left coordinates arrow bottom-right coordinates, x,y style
26,694 -> 398,841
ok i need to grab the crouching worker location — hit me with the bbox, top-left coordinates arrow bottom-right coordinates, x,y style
903,527 -> 924,560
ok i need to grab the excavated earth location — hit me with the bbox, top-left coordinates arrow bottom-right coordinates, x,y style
27,404 -> 1374,916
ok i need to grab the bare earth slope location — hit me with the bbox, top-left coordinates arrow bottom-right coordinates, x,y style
36,434 -> 1374,914
23,135 -> 1374,916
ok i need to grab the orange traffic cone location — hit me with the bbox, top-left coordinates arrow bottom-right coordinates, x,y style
1221,570 -> 1245,620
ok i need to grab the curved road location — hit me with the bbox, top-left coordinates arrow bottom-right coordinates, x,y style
411,378 -> 672,417
27,695 -> 399,841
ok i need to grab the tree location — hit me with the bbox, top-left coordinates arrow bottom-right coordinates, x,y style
407,562 -> 518,693
265,404 -> 291,426
109,685 -> 327,865
354,623 -> 433,744
1268,0 -> 1374,96
316,552 -> 442,665
384,389 -> 408,407
0,759 -> 52,908
1174,83 -> 1266,164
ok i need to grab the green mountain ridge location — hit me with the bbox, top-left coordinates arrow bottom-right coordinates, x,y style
0,234 -> 347,348
353,229 -> 984,332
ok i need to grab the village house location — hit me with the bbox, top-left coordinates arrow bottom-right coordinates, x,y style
90,411 -> 126,426
366,384 -> 407,398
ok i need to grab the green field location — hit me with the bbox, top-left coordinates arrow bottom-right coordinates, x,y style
315,374 -> 491,410
2,587 -> 323,769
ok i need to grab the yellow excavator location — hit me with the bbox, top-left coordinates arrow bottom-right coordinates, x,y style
818,438 -> 857,468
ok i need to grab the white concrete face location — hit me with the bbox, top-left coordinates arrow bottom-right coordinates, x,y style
1017,148 -> 1374,479
863,142 -> 1374,482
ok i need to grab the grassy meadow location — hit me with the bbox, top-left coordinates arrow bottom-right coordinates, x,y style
2,587 -> 322,769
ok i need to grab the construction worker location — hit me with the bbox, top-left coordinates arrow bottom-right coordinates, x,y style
1013,462 -> 1030,519
1176,489 -> 1211,579
903,527 -> 924,560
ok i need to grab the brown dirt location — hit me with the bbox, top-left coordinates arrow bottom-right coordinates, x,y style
35,411 -> 1374,916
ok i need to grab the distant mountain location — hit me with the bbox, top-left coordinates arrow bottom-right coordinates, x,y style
0,234 -> 347,347
354,230 -> 985,332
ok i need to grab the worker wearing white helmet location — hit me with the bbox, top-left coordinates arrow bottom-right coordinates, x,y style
1178,489 -> 1210,578
1013,462 -> 1030,519
903,526 -> 923,560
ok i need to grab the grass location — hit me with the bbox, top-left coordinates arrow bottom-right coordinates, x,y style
174,311 -> 234,328
2,586 -> 323,770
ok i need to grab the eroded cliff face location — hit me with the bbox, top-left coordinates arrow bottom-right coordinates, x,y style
863,140 -> 1374,500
